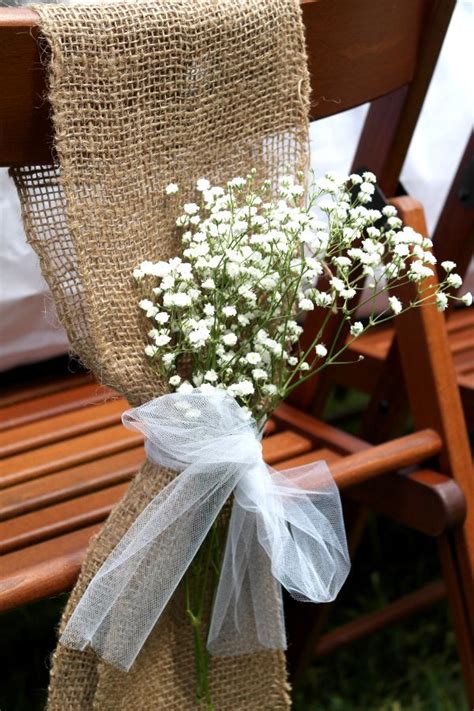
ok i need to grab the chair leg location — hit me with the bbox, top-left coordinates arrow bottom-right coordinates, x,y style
438,534 -> 474,707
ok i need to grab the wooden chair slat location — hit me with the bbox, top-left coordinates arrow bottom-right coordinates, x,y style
0,460 -> 462,613
302,0 -> 427,118
343,310 -> 473,420
314,581 -> 446,657
0,427 -> 309,512
0,432 -> 315,554
456,352 -> 474,374
0,424 -> 143,489
459,372 -> 474,388
0,382 -> 116,432
0,523 -> 101,613
0,482 -> 129,555
0,399 -> 127,458
0,447 -> 144,521
274,402 -> 368,455
0,372 -> 92,408
262,430 -> 313,464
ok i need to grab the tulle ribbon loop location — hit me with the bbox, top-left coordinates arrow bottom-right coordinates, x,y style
60,390 -> 350,670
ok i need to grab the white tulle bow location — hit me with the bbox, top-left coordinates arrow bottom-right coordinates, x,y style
60,389 -> 350,669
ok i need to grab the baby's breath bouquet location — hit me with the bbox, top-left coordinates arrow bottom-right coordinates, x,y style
136,171 -> 469,418
131,170 -> 469,706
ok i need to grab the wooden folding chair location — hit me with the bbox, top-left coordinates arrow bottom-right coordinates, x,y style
329,131 -> 474,430
1,0 -> 473,705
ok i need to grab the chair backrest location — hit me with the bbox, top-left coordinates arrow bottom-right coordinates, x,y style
0,0 -> 456,413
0,0 -> 455,174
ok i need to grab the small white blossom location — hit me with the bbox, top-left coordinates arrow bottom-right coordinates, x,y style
183,202 -> 199,215
177,381 -> 194,394
446,273 -> 462,289
162,353 -> 175,368
246,352 -> 261,365
388,296 -> 403,315
144,344 -> 158,358
139,299 -> 158,317
436,293 -> 448,311
333,256 -> 351,269
315,344 -> 327,358
223,333 -> 238,347
314,291 -> 333,308
163,292 -> 192,308
229,177 -> 246,188
222,306 -> 237,317
298,298 -> 314,311
165,183 -> 179,195
189,326 -> 210,347
228,380 -> 255,397
409,261 -> 434,281
423,251 -> 437,265
169,375 -> 181,387
340,287 -> 356,300
441,260 -> 456,273
252,368 -> 268,381
155,312 -> 170,325
154,333 -> 171,347
461,291 -> 472,306
262,384 -> 278,396
196,178 -> 210,192
330,277 -> 346,294
350,322 -> 364,337
204,370 -> 218,382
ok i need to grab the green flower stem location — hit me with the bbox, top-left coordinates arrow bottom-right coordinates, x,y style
185,522 -> 224,710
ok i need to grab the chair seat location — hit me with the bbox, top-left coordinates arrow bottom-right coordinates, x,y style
339,308 -> 473,424
0,372 -> 344,612
0,368 -> 464,614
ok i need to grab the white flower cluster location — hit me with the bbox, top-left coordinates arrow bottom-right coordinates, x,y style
134,171 -> 468,422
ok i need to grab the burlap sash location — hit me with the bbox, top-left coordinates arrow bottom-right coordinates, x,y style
12,1 -> 310,707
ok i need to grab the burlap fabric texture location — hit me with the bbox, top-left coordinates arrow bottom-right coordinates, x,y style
12,1 -> 310,708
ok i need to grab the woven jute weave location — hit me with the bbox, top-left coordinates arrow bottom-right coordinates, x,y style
13,1 -> 310,708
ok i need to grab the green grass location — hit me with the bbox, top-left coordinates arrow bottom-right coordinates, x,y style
0,387 -> 469,710
293,516 -> 468,711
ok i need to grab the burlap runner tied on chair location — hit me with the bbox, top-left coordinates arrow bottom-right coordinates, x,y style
12,0 -> 310,707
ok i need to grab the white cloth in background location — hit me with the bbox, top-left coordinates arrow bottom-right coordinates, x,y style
309,1 -> 473,234
0,170 -> 69,371
0,1 -> 472,371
